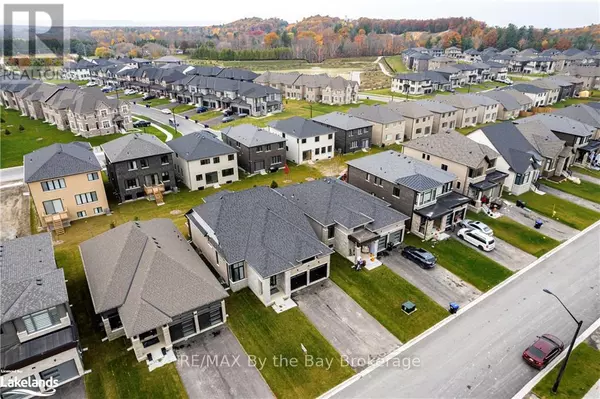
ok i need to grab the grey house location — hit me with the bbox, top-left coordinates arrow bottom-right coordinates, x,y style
102,133 -> 175,203
312,112 -> 373,154
1,234 -> 85,394
80,219 -> 228,369
221,124 -> 286,173
348,105 -> 406,146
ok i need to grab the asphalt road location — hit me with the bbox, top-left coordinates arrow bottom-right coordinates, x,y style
132,104 -> 205,135
331,223 -> 600,399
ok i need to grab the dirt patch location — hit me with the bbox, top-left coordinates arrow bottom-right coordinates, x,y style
170,209 -> 182,215
0,184 -> 31,240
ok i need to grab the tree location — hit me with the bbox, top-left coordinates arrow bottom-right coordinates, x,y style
264,32 -> 280,48
517,38 -> 528,50
425,37 -> 433,48
462,37 -> 473,50
94,46 -> 112,58
555,37 -> 572,50
483,29 -> 498,48
270,180 -> 278,188
441,31 -> 461,48
280,30 -> 291,47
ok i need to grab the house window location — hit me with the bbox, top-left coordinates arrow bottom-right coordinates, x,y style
196,174 -> 203,181
374,177 -> 383,186
128,160 -> 137,170
328,133 -> 333,140
266,145 -> 272,152
200,159 -> 210,165
441,164 -> 448,171
422,153 -> 426,159
125,178 -> 139,189
140,158 -> 149,169
77,211 -> 87,218
41,178 -> 66,191
350,140 -> 358,149
327,145 -> 332,152
327,225 -> 335,239
22,307 -> 60,333
75,191 -> 98,205
393,187 -> 400,197
457,181 -> 461,189
42,199 -> 64,215
102,120 -> 111,129
161,172 -> 170,182
425,126 -> 431,134
229,261 -> 245,282
228,154 -> 235,161
94,207 -> 103,214
315,148 -> 320,155
161,155 -> 169,165
301,138 -> 307,144
213,157 -> 220,164
271,155 -> 282,164
256,146 -> 263,152
278,142 -> 284,149
426,155 -> 430,160
87,172 -> 99,181
222,168 -> 234,177
101,110 -> 107,117
315,136 -> 320,142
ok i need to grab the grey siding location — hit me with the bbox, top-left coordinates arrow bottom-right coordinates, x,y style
106,154 -> 175,202
314,124 -> 373,154
222,136 -> 286,173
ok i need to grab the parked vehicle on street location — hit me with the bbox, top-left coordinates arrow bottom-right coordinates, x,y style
522,334 -> 564,369
101,86 -> 114,93
222,116 -> 235,123
196,106 -> 208,113
161,108 -> 172,114
401,246 -> 437,269
457,228 -> 495,251
142,94 -> 156,101
124,89 -> 138,95
458,219 -> 493,236
222,108 -> 234,116
86,81 -> 97,87
133,120 -> 151,128
168,119 -> 179,127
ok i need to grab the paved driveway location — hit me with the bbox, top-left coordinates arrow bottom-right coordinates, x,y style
384,252 -> 481,308
133,104 -> 201,135
452,234 -> 536,271
573,171 -> 600,186
501,201 -> 579,241
174,327 -> 274,399
293,280 -> 401,370
540,184 -> 600,213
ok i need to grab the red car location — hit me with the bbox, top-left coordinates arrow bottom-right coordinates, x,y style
522,334 -> 564,369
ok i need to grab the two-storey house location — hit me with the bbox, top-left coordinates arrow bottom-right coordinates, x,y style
267,117 -> 336,164
415,100 -> 458,133
385,102 -> 434,141
347,104 -> 406,145
312,112 -> 373,154
433,95 -> 480,128
481,90 -> 522,120
391,73 -> 433,95
221,124 -> 287,173
462,94 -> 500,124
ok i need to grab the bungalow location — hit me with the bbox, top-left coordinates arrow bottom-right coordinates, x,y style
267,116 -> 336,164
221,124 -> 286,173
312,112 -> 373,154
347,151 -> 470,240
348,104 -> 406,145
433,95 -> 480,128
385,102 -> 434,141
186,187 -> 333,307
415,100 -> 458,133
481,90 -> 522,120
167,131 -> 239,191
80,219 -> 228,368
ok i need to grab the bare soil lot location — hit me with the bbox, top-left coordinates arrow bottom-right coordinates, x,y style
0,184 -> 31,240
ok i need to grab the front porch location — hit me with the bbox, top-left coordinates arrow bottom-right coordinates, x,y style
348,229 -> 384,270
468,170 -> 508,211
412,192 -> 471,240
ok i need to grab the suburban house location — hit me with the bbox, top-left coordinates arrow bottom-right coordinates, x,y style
512,120 -> 569,178
221,124 -> 286,173
432,66 -> 465,88
553,104 -> 600,139
348,104 -> 406,145
278,178 -> 410,269
402,130 -> 507,211
254,71 -> 301,98
433,95 -> 480,128
24,142 -> 109,233
312,112 -> 373,154
462,93 -> 500,124
167,131 -> 239,191
346,151 -> 470,240
415,100 -> 458,133
267,117 -> 336,164
62,59 -> 95,81
80,219 -> 228,369
529,79 -> 561,105
486,61 -> 509,81
186,187 -> 333,308
469,122 -> 542,195
385,102 -> 434,141
507,83 -> 550,107
481,90 -> 522,120
563,66 -> 600,90
102,133 -> 175,204
463,49 -> 482,63
470,63 -> 492,82
153,55 -> 183,66
445,46 -> 463,59
450,63 -> 479,84
391,73 -> 433,95
1,233 -> 85,394
547,76 -> 584,101
429,56 -> 455,70
501,89 -> 535,111
408,53 -> 432,72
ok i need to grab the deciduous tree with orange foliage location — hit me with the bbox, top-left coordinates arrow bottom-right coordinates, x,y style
264,32 -> 279,48
441,31 -> 462,48
555,37 -> 572,50
483,29 -> 498,48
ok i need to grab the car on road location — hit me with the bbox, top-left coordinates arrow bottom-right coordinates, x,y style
459,219 -> 493,236
86,81 -> 97,87
401,246 -> 437,269
133,120 -> 151,128
196,106 -> 208,113
161,108 -> 172,114
101,86 -> 114,93
222,116 -> 235,123
457,228 -> 495,251
522,334 -> 564,369
124,89 -> 138,95
168,118 -> 179,127
142,94 -> 156,101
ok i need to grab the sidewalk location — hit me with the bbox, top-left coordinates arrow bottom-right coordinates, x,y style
540,184 -> 600,213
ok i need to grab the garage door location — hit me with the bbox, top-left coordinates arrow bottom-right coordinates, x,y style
40,359 -> 79,384
309,264 -> 328,283
290,272 -> 307,291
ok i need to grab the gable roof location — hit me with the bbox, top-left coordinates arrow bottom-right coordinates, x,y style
501,89 -> 535,106
166,131 -> 236,161
514,121 -> 566,159
312,112 -> 373,130
509,83 -> 548,94
403,129 -> 499,169
187,187 -> 333,278
347,150 -> 456,191
1,233 -> 68,323
395,72 -> 432,82
254,71 -> 301,85
481,90 -> 522,111
385,101 -> 433,119
102,133 -> 173,163
216,68 -> 259,81
461,93 -> 500,107
80,219 -> 227,337
415,99 -> 457,114
553,104 -> 600,129
221,124 -> 285,147
515,113 -> 595,137
277,178 -> 409,231
347,104 -> 405,124
24,142 -> 101,183
268,116 -> 335,139
434,94 -> 480,109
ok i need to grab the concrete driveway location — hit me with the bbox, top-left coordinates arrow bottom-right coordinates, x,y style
293,280 -> 401,370
452,234 -> 536,271
573,171 -> 600,186
383,252 -> 481,308
133,104 -> 201,135
501,201 -> 579,241
174,327 -> 274,399
540,184 -> 600,213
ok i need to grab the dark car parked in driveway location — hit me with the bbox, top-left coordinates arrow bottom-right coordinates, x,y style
522,334 -> 564,369
142,94 -> 156,101
133,120 -> 151,128
196,106 -> 208,113
401,246 -> 437,269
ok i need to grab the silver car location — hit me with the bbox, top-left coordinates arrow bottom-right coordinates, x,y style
459,219 -> 493,236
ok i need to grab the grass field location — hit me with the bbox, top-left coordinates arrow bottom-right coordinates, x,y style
572,166 -> 600,179
385,56 -> 409,73
140,97 -> 172,107
467,212 -> 561,257
542,179 -> 600,204
502,191 -> 600,230
454,81 -> 508,93
226,289 -> 354,399
329,254 -> 448,342
132,115 -> 183,139
403,234 -> 513,292
190,110 -> 222,121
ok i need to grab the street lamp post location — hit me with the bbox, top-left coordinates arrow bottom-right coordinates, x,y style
542,288 -> 584,394
171,104 -> 179,137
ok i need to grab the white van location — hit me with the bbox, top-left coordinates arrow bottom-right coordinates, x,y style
457,228 -> 495,251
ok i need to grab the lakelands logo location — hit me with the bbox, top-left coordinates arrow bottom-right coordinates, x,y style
0,375 -> 59,397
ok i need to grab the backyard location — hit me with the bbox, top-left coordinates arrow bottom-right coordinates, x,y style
329,253 -> 448,342
403,234 -> 514,292
310,144 -> 403,177
384,56 -> 409,73
502,191 -> 600,230
542,179 -> 600,205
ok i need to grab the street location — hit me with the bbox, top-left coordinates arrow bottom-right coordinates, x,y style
330,223 -> 600,399
132,103 -> 205,135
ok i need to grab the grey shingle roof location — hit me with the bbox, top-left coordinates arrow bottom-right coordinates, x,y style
221,124 -> 285,147
167,131 -> 236,161
347,104 -> 404,124
277,178 -> 409,231
509,83 -> 548,94
216,68 -> 259,81
394,73 -> 432,82
312,112 -> 373,130
347,150 -> 456,191
481,90 -> 522,111
415,100 -> 457,114
187,187 -> 333,278
80,219 -> 228,338
403,130 -> 499,169
434,94 -> 479,109
515,114 -> 595,137
553,104 -> 600,129
514,121 -> 566,159
268,116 -> 335,139
385,102 -> 433,119
102,133 -> 173,163
501,89 -> 534,106
1,233 -> 68,323
255,71 -> 301,85
461,93 -> 500,107
24,142 -> 101,183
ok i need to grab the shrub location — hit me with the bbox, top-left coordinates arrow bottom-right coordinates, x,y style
18,124 -> 24,131
4,130 -> 10,135
109,222 -> 116,229
270,180 -> 279,189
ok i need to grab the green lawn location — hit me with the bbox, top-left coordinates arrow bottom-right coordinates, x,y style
551,98 -> 594,108
572,166 -> 600,179
0,108 -> 123,168
190,110 -> 222,121
542,179 -> 600,204
502,191 -> 600,230
172,104 -> 196,114
533,342 -> 600,399
456,122 -> 496,135
403,234 -> 513,292
129,124 -> 171,142
141,97 -> 172,107
361,88 -> 440,100
119,93 -> 144,101
385,55 -> 409,73
226,289 -> 354,399
467,212 -> 561,257
454,81 -> 508,94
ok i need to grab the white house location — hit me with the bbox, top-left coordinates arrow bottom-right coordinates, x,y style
267,117 -> 336,164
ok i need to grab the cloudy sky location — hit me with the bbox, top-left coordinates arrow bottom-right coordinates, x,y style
3,0 -> 599,29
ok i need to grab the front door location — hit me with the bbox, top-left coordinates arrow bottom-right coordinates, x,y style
445,213 -> 453,230
270,275 -> 278,294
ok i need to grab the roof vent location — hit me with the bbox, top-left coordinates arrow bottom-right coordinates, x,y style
36,278 -> 42,285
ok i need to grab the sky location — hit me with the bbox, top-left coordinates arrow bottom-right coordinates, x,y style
2,0 -> 599,29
